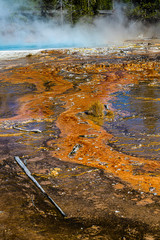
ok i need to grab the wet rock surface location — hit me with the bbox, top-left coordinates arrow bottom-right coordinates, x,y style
0,82 -> 36,118
0,42 -> 160,239
105,79 -> 160,160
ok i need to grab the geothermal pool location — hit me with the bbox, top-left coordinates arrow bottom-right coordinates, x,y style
0,43 -> 89,51
0,43 -> 108,60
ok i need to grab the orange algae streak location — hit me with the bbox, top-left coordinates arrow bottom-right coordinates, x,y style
1,54 -> 160,195
52,108 -> 160,195
48,61 -> 160,195
0,63 -> 72,121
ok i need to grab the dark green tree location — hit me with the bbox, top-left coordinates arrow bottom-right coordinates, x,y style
38,0 -> 113,21
128,0 -> 160,22
97,0 -> 112,10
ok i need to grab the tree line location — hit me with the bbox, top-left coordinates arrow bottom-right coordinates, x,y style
19,0 -> 160,23
38,0 -> 113,22
127,0 -> 160,22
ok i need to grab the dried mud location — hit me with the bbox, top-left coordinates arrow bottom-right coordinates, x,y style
0,41 -> 160,239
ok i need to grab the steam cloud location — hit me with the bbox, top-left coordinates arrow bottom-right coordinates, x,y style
0,0 -> 159,50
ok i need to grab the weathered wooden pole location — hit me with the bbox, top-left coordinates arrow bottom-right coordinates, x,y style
14,156 -> 66,217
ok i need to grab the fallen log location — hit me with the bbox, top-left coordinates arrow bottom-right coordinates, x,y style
14,156 -> 66,217
13,126 -> 42,133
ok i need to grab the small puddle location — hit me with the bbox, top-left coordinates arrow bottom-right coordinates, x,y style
105,79 -> 160,160
0,82 -> 36,118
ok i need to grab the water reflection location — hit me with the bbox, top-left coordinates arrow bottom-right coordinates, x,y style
105,79 -> 160,160
0,92 -> 17,118
130,80 -> 160,134
0,82 -> 36,118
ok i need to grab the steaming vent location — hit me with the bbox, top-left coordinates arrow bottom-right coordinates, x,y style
0,0 -> 159,52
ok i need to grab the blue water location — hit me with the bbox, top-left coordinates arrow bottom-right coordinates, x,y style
0,43 -> 83,51
0,40 -> 106,51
